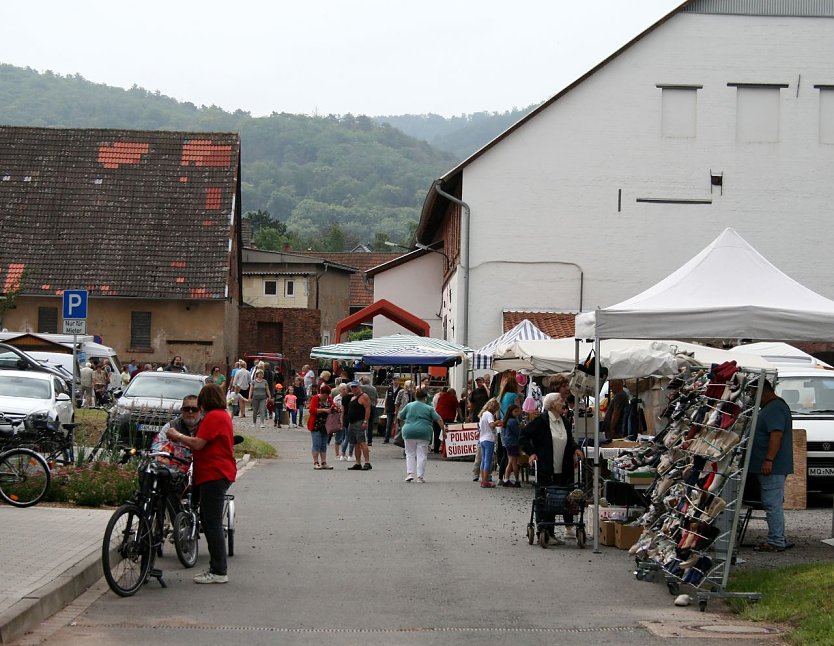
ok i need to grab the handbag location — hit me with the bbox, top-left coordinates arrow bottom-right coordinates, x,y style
393,432 -> 405,448
325,410 -> 342,435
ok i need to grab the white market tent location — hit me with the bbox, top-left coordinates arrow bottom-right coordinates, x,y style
473,319 -> 550,370
575,227 -> 834,554
492,337 -> 776,377
575,228 -> 834,341
729,342 -> 832,369
310,334 -> 472,367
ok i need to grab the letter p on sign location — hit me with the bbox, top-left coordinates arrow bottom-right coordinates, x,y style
63,290 -> 88,319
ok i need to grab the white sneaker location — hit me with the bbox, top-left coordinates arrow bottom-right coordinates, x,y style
405,474 -> 414,482
416,476 -> 425,483
194,571 -> 228,584
260,424 -> 265,428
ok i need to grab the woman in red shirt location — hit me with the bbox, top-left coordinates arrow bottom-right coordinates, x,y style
166,383 -> 236,584
307,384 -> 335,470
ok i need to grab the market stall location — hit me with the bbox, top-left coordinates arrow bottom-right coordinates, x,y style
579,227 -> 834,608
473,319 -> 550,370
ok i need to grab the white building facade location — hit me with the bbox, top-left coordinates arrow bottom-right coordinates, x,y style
417,1 -> 834,372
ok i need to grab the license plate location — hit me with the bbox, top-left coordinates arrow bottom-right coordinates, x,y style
808,467 -> 834,477
137,424 -> 162,433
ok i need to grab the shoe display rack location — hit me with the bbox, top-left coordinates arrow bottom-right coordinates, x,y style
617,364 -> 772,611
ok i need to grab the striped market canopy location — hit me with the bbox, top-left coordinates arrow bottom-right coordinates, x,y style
474,319 -> 551,370
310,334 -> 472,366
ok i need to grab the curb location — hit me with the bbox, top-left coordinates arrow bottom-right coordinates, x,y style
0,551 -> 102,644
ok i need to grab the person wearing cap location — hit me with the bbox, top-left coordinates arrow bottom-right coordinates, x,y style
345,381 -> 372,470
749,379 -> 793,552
272,383 -> 285,427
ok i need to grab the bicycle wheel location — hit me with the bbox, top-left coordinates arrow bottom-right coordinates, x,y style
102,503 -> 152,597
0,448 -> 51,507
173,511 -> 199,568
224,496 -> 235,557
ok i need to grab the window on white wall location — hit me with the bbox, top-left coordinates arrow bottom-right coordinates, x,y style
816,86 -> 834,144
730,83 -> 787,143
657,85 -> 700,138
285,280 -> 295,297
264,280 -> 277,295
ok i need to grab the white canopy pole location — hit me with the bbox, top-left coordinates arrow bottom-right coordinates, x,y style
593,335 -> 601,554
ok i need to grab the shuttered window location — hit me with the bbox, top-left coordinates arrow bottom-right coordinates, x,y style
130,311 -> 152,348
37,307 -> 58,334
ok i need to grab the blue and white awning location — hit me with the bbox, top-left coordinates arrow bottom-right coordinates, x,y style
310,334 -> 472,367
474,319 -> 550,370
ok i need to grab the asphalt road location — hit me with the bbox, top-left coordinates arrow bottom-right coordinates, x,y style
22,424 -> 784,646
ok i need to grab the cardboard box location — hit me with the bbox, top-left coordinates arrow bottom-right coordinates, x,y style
599,520 -> 617,546
614,523 -> 644,550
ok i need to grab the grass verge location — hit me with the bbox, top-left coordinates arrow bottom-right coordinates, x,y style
727,562 -> 834,645
74,407 -> 108,446
234,433 -> 277,460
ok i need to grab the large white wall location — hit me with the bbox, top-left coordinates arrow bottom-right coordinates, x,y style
372,253 -> 444,337
453,12 -> 834,352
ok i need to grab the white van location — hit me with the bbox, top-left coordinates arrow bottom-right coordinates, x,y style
774,368 -> 834,492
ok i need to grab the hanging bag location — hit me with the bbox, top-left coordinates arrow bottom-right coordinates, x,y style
325,407 -> 342,435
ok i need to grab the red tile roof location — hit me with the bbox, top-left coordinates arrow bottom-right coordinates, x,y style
503,311 -> 575,338
299,252 -> 402,308
0,126 -> 240,299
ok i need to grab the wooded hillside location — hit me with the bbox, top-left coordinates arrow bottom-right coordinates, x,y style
0,64 -> 532,251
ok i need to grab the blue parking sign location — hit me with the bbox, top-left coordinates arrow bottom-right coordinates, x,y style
63,290 -> 88,319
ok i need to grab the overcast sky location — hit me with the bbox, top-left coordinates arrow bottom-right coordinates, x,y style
1,1 -> 683,117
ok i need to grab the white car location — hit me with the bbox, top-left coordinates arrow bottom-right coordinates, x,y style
0,370 -> 74,434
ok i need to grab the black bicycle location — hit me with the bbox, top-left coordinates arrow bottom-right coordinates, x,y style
0,445 -> 51,507
101,449 -> 189,596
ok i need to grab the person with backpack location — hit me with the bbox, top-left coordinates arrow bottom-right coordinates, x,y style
383,378 -> 404,443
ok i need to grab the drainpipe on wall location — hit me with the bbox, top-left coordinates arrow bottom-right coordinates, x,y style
429,180 -> 471,348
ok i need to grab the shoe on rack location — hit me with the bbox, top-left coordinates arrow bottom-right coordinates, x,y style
362,463 -> 373,470
405,474 -> 414,482
194,571 -> 228,584
348,463 -> 364,470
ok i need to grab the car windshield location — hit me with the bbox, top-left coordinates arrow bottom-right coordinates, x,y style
776,376 -> 834,413
0,375 -> 51,399
122,375 -> 202,400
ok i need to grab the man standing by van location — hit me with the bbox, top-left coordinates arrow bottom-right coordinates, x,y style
79,362 -> 94,407
749,379 -> 793,553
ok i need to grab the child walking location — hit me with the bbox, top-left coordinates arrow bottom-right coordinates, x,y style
501,403 -> 522,487
284,386 -> 298,427
273,384 -> 285,427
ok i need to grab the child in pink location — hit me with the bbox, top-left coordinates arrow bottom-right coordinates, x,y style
284,387 -> 299,427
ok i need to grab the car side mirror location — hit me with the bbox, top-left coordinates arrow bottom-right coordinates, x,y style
56,393 -> 71,402
17,358 -> 28,370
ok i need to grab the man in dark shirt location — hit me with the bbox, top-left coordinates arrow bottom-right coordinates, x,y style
468,377 -> 489,422
601,379 -> 629,439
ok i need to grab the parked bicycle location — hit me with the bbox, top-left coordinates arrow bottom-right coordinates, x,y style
101,449 -> 189,596
0,445 -> 51,507
0,418 -> 76,468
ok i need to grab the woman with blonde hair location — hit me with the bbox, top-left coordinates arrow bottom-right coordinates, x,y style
478,399 -> 503,488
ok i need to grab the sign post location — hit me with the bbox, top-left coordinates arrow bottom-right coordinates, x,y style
62,290 -> 88,405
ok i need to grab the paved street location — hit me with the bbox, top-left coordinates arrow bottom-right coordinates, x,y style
10,422 -> 795,645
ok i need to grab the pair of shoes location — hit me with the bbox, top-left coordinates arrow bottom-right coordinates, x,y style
313,463 -> 321,470
362,463 -> 373,470
194,571 -> 228,584
405,474 -> 414,482
480,481 -> 496,488
348,463 -> 363,470
416,476 -> 425,483
753,542 -> 785,552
